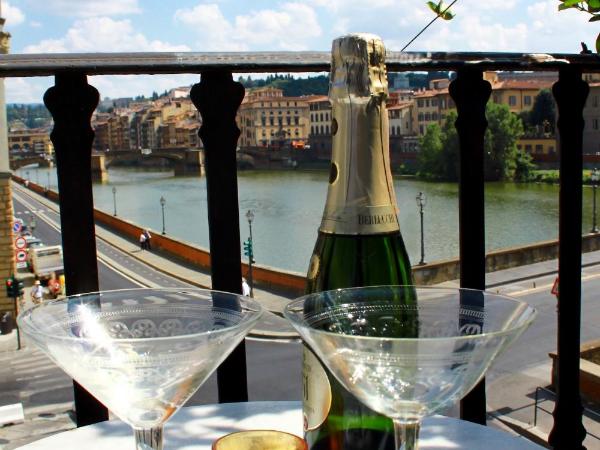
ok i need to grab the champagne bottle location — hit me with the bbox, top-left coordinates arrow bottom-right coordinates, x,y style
303,33 -> 415,450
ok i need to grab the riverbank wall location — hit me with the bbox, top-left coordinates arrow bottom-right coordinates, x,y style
14,175 -> 600,296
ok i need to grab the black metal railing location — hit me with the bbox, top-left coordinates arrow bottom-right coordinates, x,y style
2,50 -> 598,449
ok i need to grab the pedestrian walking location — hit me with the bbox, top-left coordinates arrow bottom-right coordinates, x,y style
139,231 -> 146,250
242,277 -> 250,297
31,279 -> 44,304
144,229 -> 152,250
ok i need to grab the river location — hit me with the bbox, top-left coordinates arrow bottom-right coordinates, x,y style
17,166 -> 592,274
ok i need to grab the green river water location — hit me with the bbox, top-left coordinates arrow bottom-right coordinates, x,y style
18,166 -> 592,274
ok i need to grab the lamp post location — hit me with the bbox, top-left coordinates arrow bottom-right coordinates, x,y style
245,210 -> 255,298
46,172 -> 51,191
416,191 -> 427,265
160,196 -> 166,235
112,186 -> 117,217
592,168 -> 599,233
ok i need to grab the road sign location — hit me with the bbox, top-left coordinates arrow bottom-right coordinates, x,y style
15,250 -> 27,262
16,262 -> 27,269
14,236 -> 26,250
12,222 -> 22,233
551,277 -> 559,297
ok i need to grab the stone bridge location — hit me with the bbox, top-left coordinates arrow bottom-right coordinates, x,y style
91,148 -> 204,180
9,155 -> 53,170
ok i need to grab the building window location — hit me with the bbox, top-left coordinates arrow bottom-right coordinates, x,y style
286,117 -> 291,125
525,144 -> 532,152
594,118 -> 599,130
294,116 -> 299,125
594,96 -> 599,108
419,125 -> 424,134
417,99 -> 424,107
509,96 -> 517,106
425,99 -> 430,107
311,126 -> 315,135
326,125 -> 330,134
524,96 -> 532,106
269,117 -> 274,126
431,99 -> 438,107
535,144 -> 543,153
320,113 -> 324,121
418,113 -> 424,121
320,125 -> 324,134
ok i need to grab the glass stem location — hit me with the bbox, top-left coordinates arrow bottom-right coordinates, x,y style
135,426 -> 164,450
393,419 -> 420,450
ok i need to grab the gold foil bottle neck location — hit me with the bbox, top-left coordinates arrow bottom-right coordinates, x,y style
330,33 -> 388,101
320,33 -> 399,235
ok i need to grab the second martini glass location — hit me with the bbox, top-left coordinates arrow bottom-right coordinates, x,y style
284,286 -> 537,450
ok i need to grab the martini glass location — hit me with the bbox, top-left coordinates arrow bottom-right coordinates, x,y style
17,288 -> 263,450
284,286 -> 536,450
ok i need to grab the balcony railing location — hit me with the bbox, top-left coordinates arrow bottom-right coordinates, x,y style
1,50 -> 599,450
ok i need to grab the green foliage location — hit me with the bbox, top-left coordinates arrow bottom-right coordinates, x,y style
558,0 -> 600,52
237,74 -> 329,96
417,112 -> 459,180
417,104 -> 528,182
426,1 -> 455,20
529,89 -> 556,132
7,104 -> 52,128
484,102 -> 525,181
513,151 -> 536,182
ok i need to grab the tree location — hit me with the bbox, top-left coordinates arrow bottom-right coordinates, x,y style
513,150 -> 536,182
417,105 -> 526,182
417,111 -> 459,180
529,89 -> 555,134
484,102 -> 524,181
417,123 -> 444,179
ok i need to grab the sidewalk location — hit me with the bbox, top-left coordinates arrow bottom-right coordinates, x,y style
93,224 -> 298,339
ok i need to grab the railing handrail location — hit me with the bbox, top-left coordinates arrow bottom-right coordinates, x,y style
1,51 -> 599,77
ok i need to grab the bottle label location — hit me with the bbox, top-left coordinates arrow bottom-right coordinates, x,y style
320,204 -> 399,235
303,347 -> 332,431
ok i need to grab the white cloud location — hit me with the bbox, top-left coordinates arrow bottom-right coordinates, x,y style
24,0 -> 140,17
6,77 -> 51,104
90,74 -> 199,101
174,3 -> 322,51
23,17 -> 190,53
5,1 -> 25,27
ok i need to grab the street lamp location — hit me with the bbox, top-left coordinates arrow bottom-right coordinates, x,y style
160,196 -> 166,235
245,210 -> 255,298
592,168 -> 599,233
416,191 -> 427,265
112,186 -> 117,217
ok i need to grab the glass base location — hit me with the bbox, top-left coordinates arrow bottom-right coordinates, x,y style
135,426 -> 163,450
393,420 -> 420,450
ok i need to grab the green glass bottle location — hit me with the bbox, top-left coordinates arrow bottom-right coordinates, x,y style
302,33 -> 416,450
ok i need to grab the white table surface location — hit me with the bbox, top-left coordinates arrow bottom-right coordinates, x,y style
18,401 -> 544,449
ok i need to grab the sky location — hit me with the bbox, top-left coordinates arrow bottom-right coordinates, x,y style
2,0 -> 598,104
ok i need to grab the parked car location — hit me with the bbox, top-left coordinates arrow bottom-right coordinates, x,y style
29,245 -> 63,281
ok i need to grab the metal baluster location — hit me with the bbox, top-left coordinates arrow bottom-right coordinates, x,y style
190,71 -> 249,403
449,68 -> 491,425
43,72 -> 109,426
548,66 -> 588,450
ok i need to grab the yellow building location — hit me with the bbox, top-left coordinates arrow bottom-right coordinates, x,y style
8,127 -> 54,157
516,137 -> 556,156
237,87 -> 311,149
583,82 -> 600,155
